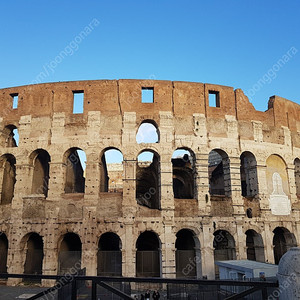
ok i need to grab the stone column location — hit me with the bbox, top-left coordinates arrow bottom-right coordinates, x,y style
264,224 -> 275,264
228,156 -> 244,215
236,221 -> 247,260
84,152 -> 100,199
42,237 -> 58,286
256,161 -> 270,213
47,161 -> 66,199
123,222 -> 135,277
195,152 -> 210,215
11,164 -> 32,209
160,154 -> 174,211
162,223 -> 175,278
201,224 -> 215,279
122,158 -> 137,215
81,244 -> 97,276
287,163 -> 298,206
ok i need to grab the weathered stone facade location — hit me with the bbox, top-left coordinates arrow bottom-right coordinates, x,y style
0,79 -> 299,285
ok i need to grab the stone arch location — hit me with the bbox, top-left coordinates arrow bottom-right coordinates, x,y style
0,154 -> 16,204
0,233 -> 8,274
136,120 -> 159,144
58,232 -> 82,275
97,232 -> 122,276
99,147 -> 124,193
2,124 -> 19,147
240,151 -> 259,197
208,149 -> 231,196
22,232 -> 44,282
175,228 -> 201,278
266,154 -> 289,195
213,230 -> 236,278
294,158 -> 300,197
29,149 -> 50,197
245,229 -> 265,262
172,148 -> 197,199
266,154 -> 291,215
273,227 -> 297,264
136,230 -> 161,277
136,150 -> 160,209
63,148 -> 86,193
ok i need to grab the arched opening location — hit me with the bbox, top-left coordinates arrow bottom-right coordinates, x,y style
2,125 -> 19,147
97,232 -> 122,276
295,158 -> 300,198
136,231 -> 161,277
0,233 -> 8,274
58,233 -> 82,275
136,150 -> 160,209
213,230 -> 236,278
64,148 -> 86,193
175,229 -> 201,278
30,150 -> 50,197
23,233 -> 44,282
100,148 -> 123,193
266,155 -> 290,215
136,121 -> 159,144
208,149 -> 231,196
0,154 -> 16,204
172,149 -> 196,199
273,227 -> 297,265
240,152 -> 258,197
245,230 -> 265,262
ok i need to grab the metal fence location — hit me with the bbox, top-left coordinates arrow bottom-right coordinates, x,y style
0,273 -> 278,300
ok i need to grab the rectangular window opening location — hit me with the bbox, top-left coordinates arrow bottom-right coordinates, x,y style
142,87 -> 154,103
11,93 -> 19,109
73,91 -> 84,114
209,91 -> 220,107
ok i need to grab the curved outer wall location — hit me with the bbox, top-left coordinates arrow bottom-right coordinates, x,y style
0,79 -> 299,283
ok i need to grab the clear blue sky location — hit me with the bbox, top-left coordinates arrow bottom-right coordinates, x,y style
0,0 -> 299,111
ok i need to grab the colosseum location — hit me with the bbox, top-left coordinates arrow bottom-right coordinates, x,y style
0,79 -> 299,285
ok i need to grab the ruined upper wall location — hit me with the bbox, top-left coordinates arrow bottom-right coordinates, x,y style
0,79 -> 299,131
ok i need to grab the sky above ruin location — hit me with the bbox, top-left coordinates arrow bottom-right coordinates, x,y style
0,0 -> 299,111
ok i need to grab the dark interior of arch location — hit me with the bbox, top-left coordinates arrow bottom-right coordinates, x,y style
100,153 -> 109,192
0,234 -> 8,273
98,232 -> 121,250
136,231 -> 160,251
24,233 -> 44,282
175,229 -> 197,278
136,153 -> 160,209
209,150 -> 226,196
31,150 -> 50,197
246,230 -> 265,262
273,227 -> 297,265
213,230 -> 236,258
240,152 -> 258,197
175,229 -> 195,250
136,231 -> 160,277
3,125 -> 18,147
1,155 -> 16,205
213,230 -> 236,278
58,233 -> 82,275
100,149 -> 124,193
98,232 -> 122,276
64,149 -> 85,193
172,153 -> 194,199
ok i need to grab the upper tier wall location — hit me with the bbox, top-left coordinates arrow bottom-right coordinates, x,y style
0,79 -> 299,131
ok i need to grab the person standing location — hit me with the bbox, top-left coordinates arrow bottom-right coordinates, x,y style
152,290 -> 160,300
145,290 -> 150,300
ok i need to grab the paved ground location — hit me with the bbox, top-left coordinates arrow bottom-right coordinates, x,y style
0,286 -> 48,299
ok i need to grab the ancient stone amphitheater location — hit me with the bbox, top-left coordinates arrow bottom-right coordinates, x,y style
0,79 -> 299,284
